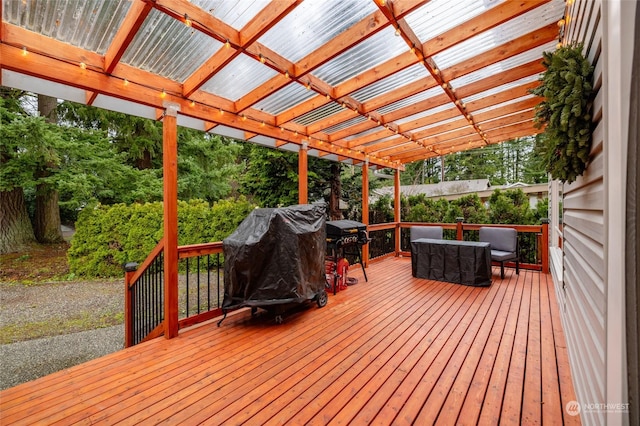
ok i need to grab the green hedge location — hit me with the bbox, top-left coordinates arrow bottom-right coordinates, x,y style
68,197 -> 256,277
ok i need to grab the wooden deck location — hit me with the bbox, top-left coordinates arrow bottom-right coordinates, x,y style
0,257 -> 579,425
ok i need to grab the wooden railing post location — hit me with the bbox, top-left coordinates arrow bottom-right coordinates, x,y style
298,142 -> 308,204
123,262 -> 138,348
162,102 -> 179,340
541,218 -> 549,273
394,169 -> 401,256
361,160 -> 369,267
456,217 -> 464,240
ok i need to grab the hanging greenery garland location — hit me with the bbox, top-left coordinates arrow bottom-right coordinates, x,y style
530,43 -> 594,184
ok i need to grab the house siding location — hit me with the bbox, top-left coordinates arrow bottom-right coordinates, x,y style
556,0 -> 607,424
557,0 -> 635,424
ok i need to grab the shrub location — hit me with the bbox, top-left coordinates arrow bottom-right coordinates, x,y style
68,196 -> 256,277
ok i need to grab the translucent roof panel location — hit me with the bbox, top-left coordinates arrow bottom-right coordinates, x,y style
351,64 -> 432,104
258,0 -> 377,63
121,9 -> 220,83
396,105 -> 457,126
432,0 -> 565,69
253,83 -> 318,115
473,94 -> 536,115
461,75 -> 540,104
344,127 -> 384,141
406,0 -> 505,44
323,116 -> 368,135
375,86 -> 444,115
450,41 -> 557,89
192,0 -> 269,30
312,26 -> 409,86
199,54 -> 279,101
294,102 -> 344,126
2,0 -> 131,54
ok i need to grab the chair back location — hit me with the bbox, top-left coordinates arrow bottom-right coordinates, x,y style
410,226 -> 443,241
479,227 -> 517,252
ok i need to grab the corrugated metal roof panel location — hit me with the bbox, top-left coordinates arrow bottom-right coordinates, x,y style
192,0 -> 269,30
199,53 -> 279,101
375,86 -> 444,115
121,9 -> 219,83
461,75 -> 540,104
432,0 -> 564,69
294,102 -> 344,126
258,0 -> 377,63
323,116 -> 368,134
2,0 -> 131,54
351,64 -> 431,103
450,41 -> 556,89
253,82 -> 317,115
405,0 -> 504,44
312,26 -> 408,86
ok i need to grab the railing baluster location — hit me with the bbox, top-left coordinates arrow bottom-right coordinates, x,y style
186,257 -> 190,317
197,256 -> 201,314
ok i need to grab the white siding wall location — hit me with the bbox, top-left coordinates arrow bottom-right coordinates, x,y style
557,0 -> 634,424
557,1 -> 606,425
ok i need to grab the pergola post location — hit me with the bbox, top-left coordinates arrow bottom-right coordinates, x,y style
298,142 -> 308,204
362,160 -> 369,266
394,168 -> 401,256
162,102 -> 179,340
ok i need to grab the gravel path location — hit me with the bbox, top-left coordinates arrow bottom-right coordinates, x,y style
0,280 -> 125,391
0,325 -> 124,390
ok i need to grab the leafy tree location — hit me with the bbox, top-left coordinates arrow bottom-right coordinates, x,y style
58,102 -> 163,170
405,197 -> 449,223
177,131 -> 242,203
487,189 -> 534,224
444,194 -> 489,224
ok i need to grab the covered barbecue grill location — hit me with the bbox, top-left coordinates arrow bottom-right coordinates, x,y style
221,203 -> 328,323
325,219 -> 369,293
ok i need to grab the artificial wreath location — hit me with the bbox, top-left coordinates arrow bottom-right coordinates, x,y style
530,43 -> 594,183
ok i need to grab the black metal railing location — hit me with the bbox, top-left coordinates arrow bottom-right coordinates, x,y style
178,247 -> 224,325
125,241 -> 225,347
124,239 -> 165,347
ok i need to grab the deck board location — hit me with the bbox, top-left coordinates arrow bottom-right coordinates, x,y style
0,257 -> 580,425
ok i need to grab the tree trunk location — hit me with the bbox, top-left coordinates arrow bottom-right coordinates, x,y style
0,188 -> 36,254
329,163 -> 342,221
34,95 -> 64,243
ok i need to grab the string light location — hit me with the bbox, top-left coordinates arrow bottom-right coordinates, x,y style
219,108 -> 224,115
284,71 -> 290,79
21,46 -> 28,56
261,121 -> 265,127
190,100 -> 195,107
184,14 -> 192,27
225,39 -> 230,49
123,78 -> 129,86
441,82 -> 448,89
557,18 -> 565,27
326,93 -> 330,100
160,89 -> 166,98
259,54 -> 265,64
79,62 -> 86,70
395,26 -> 401,36
242,114 -> 247,121
410,44 -> 415,54
306,82 -> 311,90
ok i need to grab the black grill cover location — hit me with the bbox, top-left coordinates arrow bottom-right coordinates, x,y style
223,204 -> 326,309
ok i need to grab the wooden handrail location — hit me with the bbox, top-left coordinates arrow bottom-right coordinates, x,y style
178,242 -> 223,259
126,237 -> 165,288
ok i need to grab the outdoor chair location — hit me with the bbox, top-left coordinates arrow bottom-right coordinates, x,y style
410,226 -> 443,241
479,227 -> 519,279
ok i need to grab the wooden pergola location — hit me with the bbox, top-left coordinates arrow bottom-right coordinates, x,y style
1,0 -> 566,338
